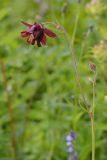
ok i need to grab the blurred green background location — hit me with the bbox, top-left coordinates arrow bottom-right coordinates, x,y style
0,0 -> 107,160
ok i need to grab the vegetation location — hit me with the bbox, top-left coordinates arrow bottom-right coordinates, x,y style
0,0 -> 107,160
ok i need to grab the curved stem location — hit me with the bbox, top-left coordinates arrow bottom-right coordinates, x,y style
63,28 -> 89,112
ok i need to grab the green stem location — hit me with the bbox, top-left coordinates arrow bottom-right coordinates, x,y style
90,113 -> 95,160
0,59 -> 17,160
90,72 -> 96,160
60,2 -> 89,112
92,72 -> 96,114
91,73 -> 96,160
63,28 -> 89,112
72,3 -> 80,45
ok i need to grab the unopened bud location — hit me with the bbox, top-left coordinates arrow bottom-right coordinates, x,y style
89,63 -> 96,72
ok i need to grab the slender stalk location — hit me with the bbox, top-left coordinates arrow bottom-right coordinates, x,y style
91,72 -> 96,160
0,59 -> 17,160
62,3 -> 96,159
72,3 -> 80,45
92,72 -> 96,114
63,28 -> 89,112
90,112 -> 95,160
44,16 -> 96,160
59,2 -> 89,111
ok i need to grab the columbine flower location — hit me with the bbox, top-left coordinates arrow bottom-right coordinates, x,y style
66,131 -> 78,160
21,21 -> 57,47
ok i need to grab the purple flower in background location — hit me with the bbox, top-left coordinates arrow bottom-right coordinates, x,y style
66,131 -> 78,160
67,146 -> 73,153
74,152 -> 78,160
66,131 -> 77,141
66,135 -> 73,141
74,157 -> 78,160
70,131 -> 77,140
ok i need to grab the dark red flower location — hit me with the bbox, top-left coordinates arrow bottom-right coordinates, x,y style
21,21 -> 57,47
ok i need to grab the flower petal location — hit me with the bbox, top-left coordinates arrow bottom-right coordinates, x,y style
21,31 -> 31,37
33,30 -> 42,40
44,28 -> 57,38
37,40 -> 41,47
66,135 -> 73,141
41,34 -> 46,45
21,21 -> 32,28
70,131 -> 77,140
67,146 -> 73,153
27,34 -> 35,45
27,25 -> 36,33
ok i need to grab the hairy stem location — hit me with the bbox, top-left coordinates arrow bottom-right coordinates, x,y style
0,59 -> 17,160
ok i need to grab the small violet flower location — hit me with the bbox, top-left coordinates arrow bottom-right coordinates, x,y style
66,131 -> 77,141
21,21 -> 57,47
66,131 -> 78,160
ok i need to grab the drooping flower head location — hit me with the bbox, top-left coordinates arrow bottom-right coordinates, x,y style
21,21 -> 57,47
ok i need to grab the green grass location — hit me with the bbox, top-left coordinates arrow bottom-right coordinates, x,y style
0,0 -> 107,160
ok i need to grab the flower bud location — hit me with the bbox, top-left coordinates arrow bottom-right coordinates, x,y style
89,63 -> 96,72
